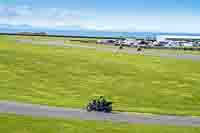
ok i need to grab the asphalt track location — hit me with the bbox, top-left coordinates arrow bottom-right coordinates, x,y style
0,101 -> 200,126
15,38 -> 200,60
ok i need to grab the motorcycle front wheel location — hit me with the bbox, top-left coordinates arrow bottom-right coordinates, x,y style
86,105 -> 93,112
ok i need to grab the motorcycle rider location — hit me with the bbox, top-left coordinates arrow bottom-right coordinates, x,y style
89,99 -> 97,110
99,96 -> 106,108
86,96 -> 112,112
92,99 -> 97,105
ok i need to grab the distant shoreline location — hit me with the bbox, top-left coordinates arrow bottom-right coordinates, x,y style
0,32 -> 121,39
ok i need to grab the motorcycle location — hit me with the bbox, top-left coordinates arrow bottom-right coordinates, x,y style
86,99 -> 112,113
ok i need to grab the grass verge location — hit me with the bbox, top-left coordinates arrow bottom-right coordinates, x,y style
1,113 -> 200,133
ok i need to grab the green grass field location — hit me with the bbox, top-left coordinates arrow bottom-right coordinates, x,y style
139,48 -> 200,55
1,113 -> 200,133
1,35 -> 200,116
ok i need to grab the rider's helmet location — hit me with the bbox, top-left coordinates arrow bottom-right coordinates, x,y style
93,99 -> 97,104
99,96 -> 103,99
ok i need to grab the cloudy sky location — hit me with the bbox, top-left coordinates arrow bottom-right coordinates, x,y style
1,0 -> 200,33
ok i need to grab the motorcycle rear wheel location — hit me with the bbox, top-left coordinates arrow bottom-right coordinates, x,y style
104,106 -> 112,113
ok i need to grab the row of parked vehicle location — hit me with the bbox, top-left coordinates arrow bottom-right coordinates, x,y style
97,39 -> 153,47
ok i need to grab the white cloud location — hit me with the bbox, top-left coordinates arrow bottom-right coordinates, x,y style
0,4 -> 86,28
